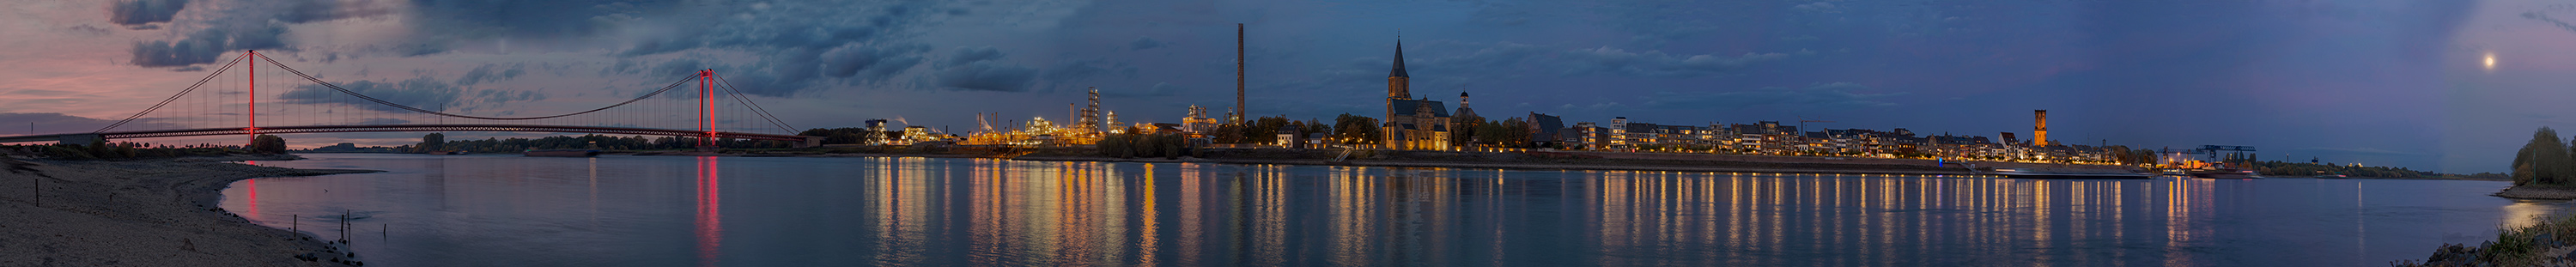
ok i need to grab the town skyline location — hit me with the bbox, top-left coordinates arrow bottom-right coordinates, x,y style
1,0 -> 2563,173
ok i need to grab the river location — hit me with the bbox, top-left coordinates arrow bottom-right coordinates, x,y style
218,154 -> 2568,266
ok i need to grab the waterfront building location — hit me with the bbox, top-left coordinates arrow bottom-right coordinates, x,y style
1528,112 -> 1564,146
1181,106 -> 1221,135
1381,39 -> 1452,150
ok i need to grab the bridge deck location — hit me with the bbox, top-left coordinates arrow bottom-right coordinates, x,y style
0,124 -> 815,144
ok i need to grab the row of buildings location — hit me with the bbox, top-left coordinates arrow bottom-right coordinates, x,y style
1365,39 -> 2113,164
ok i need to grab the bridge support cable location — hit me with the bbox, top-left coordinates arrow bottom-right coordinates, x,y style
258,54 -> 698,121
708,73 -> 797,134
97,53 -> 248,133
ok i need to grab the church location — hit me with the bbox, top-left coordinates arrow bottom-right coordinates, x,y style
1382,39 -> 1453,150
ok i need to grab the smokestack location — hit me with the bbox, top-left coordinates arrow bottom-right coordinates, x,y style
1236,23 -> 1247,124
2033,110 -> 2049,146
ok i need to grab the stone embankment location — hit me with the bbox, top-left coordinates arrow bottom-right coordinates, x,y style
2495,185 -> 2576,200
0,156 -> 377,266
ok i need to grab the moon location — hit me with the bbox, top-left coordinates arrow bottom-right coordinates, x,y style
2486,52 -> 2497,70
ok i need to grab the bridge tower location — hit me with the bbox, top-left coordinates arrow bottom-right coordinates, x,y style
246,50 -> 258,146
700,70 -> 716,150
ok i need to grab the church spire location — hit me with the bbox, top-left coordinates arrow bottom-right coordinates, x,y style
1388,38 -> 1409,78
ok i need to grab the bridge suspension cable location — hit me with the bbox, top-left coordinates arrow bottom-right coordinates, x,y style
256,54 -> 697,121
711,73 -> 797,133
96,53 -> 247,133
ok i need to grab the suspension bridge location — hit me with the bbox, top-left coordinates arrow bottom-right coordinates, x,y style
0,50 -> 821,148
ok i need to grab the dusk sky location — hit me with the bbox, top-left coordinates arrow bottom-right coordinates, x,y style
0,0 -> 2568,173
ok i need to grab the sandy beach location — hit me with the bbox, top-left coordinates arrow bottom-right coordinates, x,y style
0,155 -> 378,266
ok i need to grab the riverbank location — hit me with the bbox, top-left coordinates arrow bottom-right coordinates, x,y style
1011,149 -> 2140,175
0,155 -> 380,266
2399,215 -> 2576,266
1010,155 -> 1989,175
2494,185 -> 2576,200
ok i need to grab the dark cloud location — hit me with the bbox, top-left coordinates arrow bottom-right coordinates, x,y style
2523,11 -> 2576,33
932,46 -> 1036,92
277,76 -> 460,112
107,0 -> 188,26
1561,46 -> 1790,78
356,118 -> 411,124
820,44 -> 930,83
1128,37 -> 1166,50
276,0 -> 394,23
471,88 -> 545,105
1042,58 -> 1139,86
609,0 -> 952,57
1643,82 -> 1902,110
1102,82 -> 1181,97
66,25 -> 112,35
129,26 -> 289,67
454,64 -> 527,86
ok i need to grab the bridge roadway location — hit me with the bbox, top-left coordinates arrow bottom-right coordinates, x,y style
0,124 -> 822,147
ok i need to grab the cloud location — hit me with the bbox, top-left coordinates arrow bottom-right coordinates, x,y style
932,46 -> 1036,92
454,64 -> 527,86
2524,11 -> 2576,33
129,26 -> 289,67
357,118 -> 410,124
1042,58 -> 1139,86
277,76 -> 460,112
276,0 -> 395,23
1128,37 -> 1166,50
1645,82 -> 1904,110
471,88 -> 545,106
1563,46 -> 1790,78
819,43 -> 930,83
107,0 -> 188,26
2297,147 -> 2418,156
1102,82 -> 1181,97
1791,2 -> 1838,13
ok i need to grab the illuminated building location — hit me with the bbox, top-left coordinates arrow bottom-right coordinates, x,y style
1380,38 -> 1451,150
2032,109 -> 2049,146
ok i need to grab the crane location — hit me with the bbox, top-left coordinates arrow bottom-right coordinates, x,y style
1796,116 -> 1835,135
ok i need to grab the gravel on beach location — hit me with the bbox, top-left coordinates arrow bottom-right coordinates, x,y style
0,155 -> 377,266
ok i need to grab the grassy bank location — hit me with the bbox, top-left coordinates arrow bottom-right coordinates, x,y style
2398,215 -> 2576,266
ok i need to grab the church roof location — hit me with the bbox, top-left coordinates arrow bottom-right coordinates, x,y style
1388,39 -> 1409,78
1390,99 -> 1449,118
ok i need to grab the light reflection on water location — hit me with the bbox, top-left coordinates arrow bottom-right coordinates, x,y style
223,154 -> 2568,266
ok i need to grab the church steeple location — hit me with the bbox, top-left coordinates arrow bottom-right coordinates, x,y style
1388,39 -> 1410,78
1387,37 -> 1412,100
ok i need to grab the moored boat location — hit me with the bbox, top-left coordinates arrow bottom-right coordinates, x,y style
2188,168 -> 2256,179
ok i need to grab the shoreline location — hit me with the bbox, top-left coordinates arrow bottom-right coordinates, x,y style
1,155 -> 380,266
1010,155 -> 1987,175
2494,185 -> 2576,200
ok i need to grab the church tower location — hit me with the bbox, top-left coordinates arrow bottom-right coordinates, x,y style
1388,39 -> 1411,100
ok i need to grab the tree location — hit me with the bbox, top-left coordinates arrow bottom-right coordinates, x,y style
1243,116 -> 1291,144
2514,127 -> 2575,185
251,135 -> 288,155
419,133 -> 447,153
1333,113 -> 1382,145
1450,113 -> 1484,149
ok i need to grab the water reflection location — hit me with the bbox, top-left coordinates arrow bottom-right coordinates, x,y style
217,155 -> 2567,266
695,156 -> 721,266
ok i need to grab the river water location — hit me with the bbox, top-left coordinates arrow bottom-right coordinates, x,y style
218,154 -> 2568,266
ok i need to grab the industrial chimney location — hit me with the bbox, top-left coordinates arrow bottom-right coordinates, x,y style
1235,23 -> 1247,124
